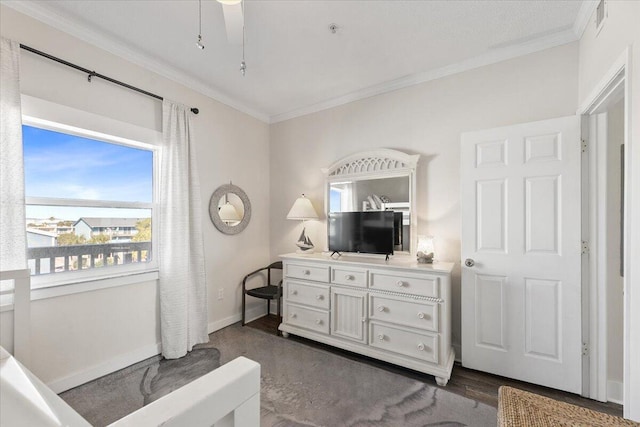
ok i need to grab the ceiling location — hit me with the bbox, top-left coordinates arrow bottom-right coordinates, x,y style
4,0 -> 596,123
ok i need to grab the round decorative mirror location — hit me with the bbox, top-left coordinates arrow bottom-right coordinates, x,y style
209,183 -> 251,234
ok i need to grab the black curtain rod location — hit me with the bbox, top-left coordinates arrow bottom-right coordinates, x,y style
19,44 -> 199,115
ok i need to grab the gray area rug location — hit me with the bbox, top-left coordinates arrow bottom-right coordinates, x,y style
60,345 -> 221,426
62,324 -> 496,426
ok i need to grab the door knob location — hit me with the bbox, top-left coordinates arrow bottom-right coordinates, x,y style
464,258 -> 475,267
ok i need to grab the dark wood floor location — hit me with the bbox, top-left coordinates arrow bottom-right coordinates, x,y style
245,314 -> 624,417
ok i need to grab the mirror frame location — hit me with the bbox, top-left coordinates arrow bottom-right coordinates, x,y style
322,149 -> 419,254
209,183 -> 252,235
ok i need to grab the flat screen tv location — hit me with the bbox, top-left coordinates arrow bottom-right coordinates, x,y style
328,211 -> 395,258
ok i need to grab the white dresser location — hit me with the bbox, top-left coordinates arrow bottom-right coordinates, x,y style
279,253 -> 455,386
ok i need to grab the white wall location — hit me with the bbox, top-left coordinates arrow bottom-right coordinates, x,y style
269,43 -> 579,352
578,1 -> 640,419
0,5 -> 271,389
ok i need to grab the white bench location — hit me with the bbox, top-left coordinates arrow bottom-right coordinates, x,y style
1,268 -> 261,427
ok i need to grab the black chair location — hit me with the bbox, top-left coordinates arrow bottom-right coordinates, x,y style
242,261 -> 283,327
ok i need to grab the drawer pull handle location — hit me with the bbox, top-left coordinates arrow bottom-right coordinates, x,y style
291,290 -> 298,295
345,274 -> 354,281
315,319 -> 322,325
303,270 -> 311,275
417,343 -> 426,351
290,313 -> 297,318
396,280 -> 405,287
377,305 -> 385,312
316,295 -> 323,300
377,334 -> 385,341
417,312 -> 425,319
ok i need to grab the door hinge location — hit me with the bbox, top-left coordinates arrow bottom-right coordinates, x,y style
582,342 -> 589,356
582,139 -> 588,153
582,241 -> 589,254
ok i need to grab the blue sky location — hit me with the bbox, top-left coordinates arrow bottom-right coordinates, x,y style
23,125 -> 153,221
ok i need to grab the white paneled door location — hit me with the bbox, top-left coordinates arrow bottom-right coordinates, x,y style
461,116 -> 582,394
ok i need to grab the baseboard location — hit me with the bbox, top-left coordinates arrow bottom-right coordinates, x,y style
207,305 -> 267,334
607,380 -> 624,404
47,342 -> 162,393
47,307 -> 267,394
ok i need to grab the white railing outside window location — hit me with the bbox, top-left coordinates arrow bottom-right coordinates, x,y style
27,241 -> 152,276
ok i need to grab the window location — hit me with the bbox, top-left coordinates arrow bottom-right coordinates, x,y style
328,182 -> 354,212
22,119 -> 157,284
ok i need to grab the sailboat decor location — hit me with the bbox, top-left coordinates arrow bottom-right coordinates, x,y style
296,227 -> 314,252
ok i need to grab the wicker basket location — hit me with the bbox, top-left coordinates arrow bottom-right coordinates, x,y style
497,386 -> 638,427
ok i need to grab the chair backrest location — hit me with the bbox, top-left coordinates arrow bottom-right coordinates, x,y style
267,261 -> 283,270
266,261 -> 282,286
243,261 -> 283,288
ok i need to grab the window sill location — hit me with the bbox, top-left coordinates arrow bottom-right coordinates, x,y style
0,269 -> 159,312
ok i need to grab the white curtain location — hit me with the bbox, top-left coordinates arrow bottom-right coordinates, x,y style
159,100 -> 208,359
0,37 -> 27,272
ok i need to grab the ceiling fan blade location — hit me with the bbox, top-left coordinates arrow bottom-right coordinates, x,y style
221,3 -> 243,45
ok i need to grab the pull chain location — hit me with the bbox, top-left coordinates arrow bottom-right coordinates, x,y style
240,0 -> 246,76
196,0 -> 205,49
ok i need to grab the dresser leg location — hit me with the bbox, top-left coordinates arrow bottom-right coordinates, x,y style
281,331 -> 289,338
435,376 -> 448,386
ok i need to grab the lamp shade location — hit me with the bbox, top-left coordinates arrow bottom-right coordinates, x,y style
417,235 -> 435,254
219,202 -> 241,222
286,194 -> 319,220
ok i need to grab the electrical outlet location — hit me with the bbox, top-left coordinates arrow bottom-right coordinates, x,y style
217,288 -> 224,300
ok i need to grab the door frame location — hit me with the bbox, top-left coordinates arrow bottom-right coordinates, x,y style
578,47 -> 631,411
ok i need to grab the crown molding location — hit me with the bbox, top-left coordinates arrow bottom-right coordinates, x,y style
573,0 -> 598,39
1,0 -> 270,123
270,28 -> 578,123
4,0 -> 587,126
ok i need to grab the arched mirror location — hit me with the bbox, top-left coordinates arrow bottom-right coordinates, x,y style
323,149 -> 419,254
209,183 -> 251,235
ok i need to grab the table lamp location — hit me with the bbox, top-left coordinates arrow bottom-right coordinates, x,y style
286,194 -> 319,253
416,235 -> 435,263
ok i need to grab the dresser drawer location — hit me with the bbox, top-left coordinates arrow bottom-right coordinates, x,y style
369,294 -> 439,332
285,303 -> 330,334
285,263 -> 330,282
369,322 -> 439,364
331,267 -> 367,288
369,270 -> 440,298
285,280 -> 330,310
